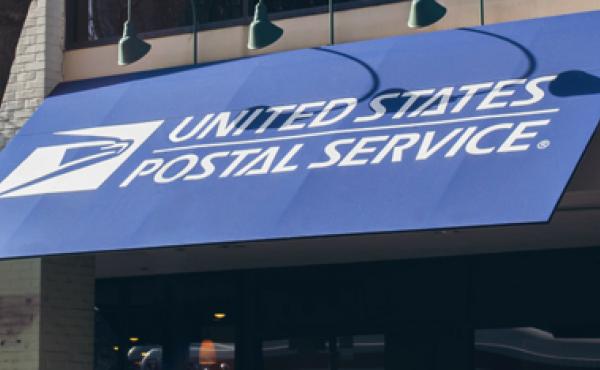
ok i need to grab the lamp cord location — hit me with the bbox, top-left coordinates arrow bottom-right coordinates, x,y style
480,0 -> 485,25
329,0 -> 335,45
191,0 -> 198,64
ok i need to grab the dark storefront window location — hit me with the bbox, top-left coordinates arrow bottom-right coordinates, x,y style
65,0 -> 401,49
251,0 -> 372,14
471,249 -> 600,370
337,335 -> 385,370
94,248 -> 600,370
262,335 -> 385,370
66,0 -> 245,46
475,327 -> 600,370
262,337 -> 331,370
94,274 -> 238,370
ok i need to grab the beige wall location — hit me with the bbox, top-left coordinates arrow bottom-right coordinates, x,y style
63,0 -> 600,81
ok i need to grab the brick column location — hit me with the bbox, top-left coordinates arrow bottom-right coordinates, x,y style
0,2 -> 95,370
0,0 -> 64,149
0,259 -> 42,370
0,256 -> 95,370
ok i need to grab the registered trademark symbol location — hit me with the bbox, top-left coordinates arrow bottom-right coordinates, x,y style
537,140 -> 551,150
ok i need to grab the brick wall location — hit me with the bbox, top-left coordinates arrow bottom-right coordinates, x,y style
0,1 -> 32,106
0,0 -> 64,149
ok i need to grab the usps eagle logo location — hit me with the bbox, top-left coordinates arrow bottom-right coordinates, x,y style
0,120 -> 163,198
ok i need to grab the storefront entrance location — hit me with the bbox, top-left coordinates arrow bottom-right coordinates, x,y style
94,246 -> 600,370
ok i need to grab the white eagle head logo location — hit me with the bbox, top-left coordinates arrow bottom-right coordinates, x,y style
0,120 -> 163,198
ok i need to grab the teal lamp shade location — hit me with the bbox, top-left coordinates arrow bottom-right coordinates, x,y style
118,21 -> 152,65
248,1 -> 283,50
408,0 -> 447,28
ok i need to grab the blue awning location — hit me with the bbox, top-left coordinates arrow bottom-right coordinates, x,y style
0,11 -> 599,259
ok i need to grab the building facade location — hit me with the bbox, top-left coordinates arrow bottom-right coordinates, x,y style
1,1 -> 600,370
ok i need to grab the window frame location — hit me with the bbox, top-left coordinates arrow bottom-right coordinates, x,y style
65,0 -> 405,50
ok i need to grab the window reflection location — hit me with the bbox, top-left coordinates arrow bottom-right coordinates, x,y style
68,0 -> 398,46
94,274 -> 237,370
337,335 -> 385,370
71,0 -> 245,43
189,340 -> 236,370
254,0 -> 369,14
263,337 -> 330,370
262,335 -> 385,370
128,345 -> 163,370
475,328 -> 600,370
121,340 -> 236,370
